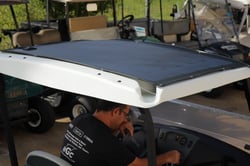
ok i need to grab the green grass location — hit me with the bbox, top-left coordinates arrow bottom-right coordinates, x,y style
104,0 -> 185,21
0,0 -> 185,50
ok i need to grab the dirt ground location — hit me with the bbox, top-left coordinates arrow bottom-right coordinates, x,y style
0,84 -> 250,166
0,118 -> 70,166
183,85 -> 250,115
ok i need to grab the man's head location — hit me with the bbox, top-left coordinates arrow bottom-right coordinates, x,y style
96,99 -> 127,112
94,99 -> 131,131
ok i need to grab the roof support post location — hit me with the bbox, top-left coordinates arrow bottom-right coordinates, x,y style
9,5 -> 19,31
140,108 -> 156,166
243,78 -> 250,112
0,74 -> 18,166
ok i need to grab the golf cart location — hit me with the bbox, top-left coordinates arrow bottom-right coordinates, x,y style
0,0 -> 62,48
188,0 -> 250,97
119,0 -> 250,63
0,75 -> 57,133
131,0 -> 250,97
0,39 -> 250,166
187,0 -> 249,60
0,0 -> 57,133
128,0 -> 250,62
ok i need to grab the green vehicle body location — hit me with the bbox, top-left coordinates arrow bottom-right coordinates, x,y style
3,75 -> 44,120
5,75 -> 44,101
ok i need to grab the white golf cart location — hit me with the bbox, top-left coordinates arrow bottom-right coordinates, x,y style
0,39 -> 250,166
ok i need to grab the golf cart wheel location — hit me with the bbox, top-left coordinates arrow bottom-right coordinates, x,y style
70,96 -> 97,119
25,97 -> 55,133
202,88 -> 223,98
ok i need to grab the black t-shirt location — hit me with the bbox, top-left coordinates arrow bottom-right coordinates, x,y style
60,114 -> 136,166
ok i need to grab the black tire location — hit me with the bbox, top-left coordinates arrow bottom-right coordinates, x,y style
25,97 -> 55,133
70,96 -> 97,119
201,88 -> 223,98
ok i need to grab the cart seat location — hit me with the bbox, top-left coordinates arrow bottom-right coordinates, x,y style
68,15 -> 107,32
152,19 -> 190,43
12,29 -> 61,47
25,150 -> 71,166
70,27 -> 120,41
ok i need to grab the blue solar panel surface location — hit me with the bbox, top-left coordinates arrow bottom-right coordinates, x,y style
7,40 -> 245,86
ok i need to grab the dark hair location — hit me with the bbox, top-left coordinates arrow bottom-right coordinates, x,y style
96,99 -> 127,112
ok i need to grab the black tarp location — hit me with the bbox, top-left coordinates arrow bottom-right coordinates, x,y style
6,40 -> 246,87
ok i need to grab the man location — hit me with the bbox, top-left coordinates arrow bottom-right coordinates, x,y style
61,99 -> 181,166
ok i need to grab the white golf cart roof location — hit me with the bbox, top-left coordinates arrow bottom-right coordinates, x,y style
0,40 -> 250,108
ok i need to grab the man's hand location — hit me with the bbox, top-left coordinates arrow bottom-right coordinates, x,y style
164,150 -> 181,164
119,121 -> 134,137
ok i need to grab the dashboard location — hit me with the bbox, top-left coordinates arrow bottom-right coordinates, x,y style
123,123 -> 250,166
156,128 -> 199,163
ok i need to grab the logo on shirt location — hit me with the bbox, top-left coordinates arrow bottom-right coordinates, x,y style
73,127 -> 84,137
62,144 -> 76,159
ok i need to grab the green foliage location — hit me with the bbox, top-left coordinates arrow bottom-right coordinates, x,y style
114,0 -> 185,20
48,1 -> 107,18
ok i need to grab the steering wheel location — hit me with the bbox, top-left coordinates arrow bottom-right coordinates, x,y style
123,124 -> 185,166
117,15 -> 135,39
117,15 -> 134,29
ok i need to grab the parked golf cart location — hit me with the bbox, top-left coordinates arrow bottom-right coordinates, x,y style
0,0 -> 35,47
0,0 -> 57,133
119,0 -> 250,62
188,0 -> 249,60
1,73 -> 92,132
126,0 -> 250,98
0,75 -> 55,133
188,0 -> 250,97
126,0 -> 250,61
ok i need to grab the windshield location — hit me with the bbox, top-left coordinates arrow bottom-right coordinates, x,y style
191,0 -> 238,46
